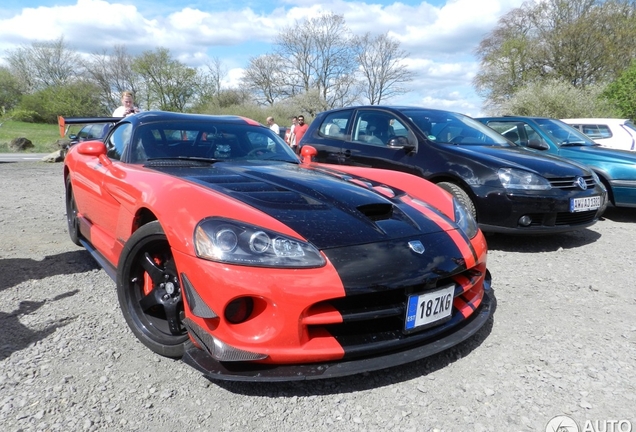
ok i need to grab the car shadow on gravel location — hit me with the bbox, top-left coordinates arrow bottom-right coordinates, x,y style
0,290 -> 78,361
601,206 -> 636,223
0,250 -> 100,292
485,228 -> 601,253
211,314 -> 496,396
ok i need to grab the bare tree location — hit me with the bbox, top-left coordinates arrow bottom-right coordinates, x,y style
242,54 -> 287,106
355,33 -> 415,105
275,13 -> 359,109
5,36 -> 82,93
84,45 -> 142,112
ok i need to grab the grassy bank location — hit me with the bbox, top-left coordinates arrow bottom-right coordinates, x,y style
0,120 -> 63,153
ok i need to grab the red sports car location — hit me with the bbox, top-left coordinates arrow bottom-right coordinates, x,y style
61,111 -> 495,381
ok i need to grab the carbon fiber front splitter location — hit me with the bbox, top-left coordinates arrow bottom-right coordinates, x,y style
182,290 -> 496,382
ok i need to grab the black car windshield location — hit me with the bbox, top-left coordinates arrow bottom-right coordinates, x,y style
535,118 -> 597,147
129,121 -> 298,164
401,108 -> 510,146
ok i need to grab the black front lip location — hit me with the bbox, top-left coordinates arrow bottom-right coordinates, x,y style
181,289 -> 495,382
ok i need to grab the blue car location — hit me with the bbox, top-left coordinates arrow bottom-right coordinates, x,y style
477,116 -> 636,208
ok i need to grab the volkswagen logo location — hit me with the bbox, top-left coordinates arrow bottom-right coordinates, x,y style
408,240 -> 425,254
575,176 -> 587,190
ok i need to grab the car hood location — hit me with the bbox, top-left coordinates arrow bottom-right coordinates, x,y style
149,162 -> 459,250
449,145 -> 590,177
559,145 -> 636,166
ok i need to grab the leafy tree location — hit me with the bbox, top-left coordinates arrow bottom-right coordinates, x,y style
498,79 -> 619,118
0,66 -> 23,113
17,81 -> 105,123
474,0 -> 636,112
132,47 -> 198,112
355,33 -> 415,105
603,60 -> 636,119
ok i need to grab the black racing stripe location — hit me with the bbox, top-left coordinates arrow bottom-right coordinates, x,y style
149,163 -> 448,249
322,231 -> 466,296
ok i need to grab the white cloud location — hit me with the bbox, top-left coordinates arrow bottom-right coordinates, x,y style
0,0 -> 525,115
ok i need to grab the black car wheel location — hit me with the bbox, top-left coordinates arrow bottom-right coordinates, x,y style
65,176 -> 82,246
437,182 -> 477,220
117,221 -> 192,358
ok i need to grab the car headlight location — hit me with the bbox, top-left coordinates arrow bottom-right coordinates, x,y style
194,218 -> 326,268
498,168 -> 551,190
453,198 -> 479,239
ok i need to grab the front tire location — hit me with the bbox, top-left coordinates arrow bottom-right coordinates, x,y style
117,221 -> 192,358
437,182 -> 477,220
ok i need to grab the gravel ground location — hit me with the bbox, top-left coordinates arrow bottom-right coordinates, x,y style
1,161 -> 635,432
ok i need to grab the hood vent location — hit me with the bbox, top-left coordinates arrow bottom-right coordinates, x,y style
357,203 -> 393,221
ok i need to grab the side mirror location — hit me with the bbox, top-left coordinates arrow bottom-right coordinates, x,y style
77,140 -> 107,157
300,145 -> 317,164
527,138 -> 549,150
388,135 -> 416,151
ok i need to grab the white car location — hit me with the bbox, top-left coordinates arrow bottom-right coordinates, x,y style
561,118 -> 636,151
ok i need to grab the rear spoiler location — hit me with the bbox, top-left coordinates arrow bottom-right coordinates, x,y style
57,116 -> 123,137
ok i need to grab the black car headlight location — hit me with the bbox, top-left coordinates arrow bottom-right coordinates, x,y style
194,218 -> 326,268
498,168 -> 551,190
454,198 -> 479,239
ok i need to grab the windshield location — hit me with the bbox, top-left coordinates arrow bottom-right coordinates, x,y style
401,108 -> 510,146
129,121 -> 298,164
535,118 -> 597,146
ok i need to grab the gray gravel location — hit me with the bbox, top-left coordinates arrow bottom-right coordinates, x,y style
1,161 -> 635,432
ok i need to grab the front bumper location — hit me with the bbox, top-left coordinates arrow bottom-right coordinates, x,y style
473,185 -> 607,234
181,287 -> 496,382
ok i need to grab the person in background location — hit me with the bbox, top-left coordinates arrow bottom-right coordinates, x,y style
285,116 -> 297,149
266,116 -> 280,135
113,91 -> 140,117
293,115 -> 309,153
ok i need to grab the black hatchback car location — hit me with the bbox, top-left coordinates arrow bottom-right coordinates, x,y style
299,106 -> 608,234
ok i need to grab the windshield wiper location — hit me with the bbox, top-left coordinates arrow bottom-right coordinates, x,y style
146,156 -> 219,163
559,141 -> 589,146
143,156 -> 220,167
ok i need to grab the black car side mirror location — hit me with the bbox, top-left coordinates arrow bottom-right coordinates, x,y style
388,136 -> 415,151
526,138 -> 549,150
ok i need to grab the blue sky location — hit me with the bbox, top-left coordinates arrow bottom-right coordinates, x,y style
0,0 -> 525,116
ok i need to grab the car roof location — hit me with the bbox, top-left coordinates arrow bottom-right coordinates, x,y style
126,110 -> 263,127
318,105 -> 466,115
561,118 -> 631,124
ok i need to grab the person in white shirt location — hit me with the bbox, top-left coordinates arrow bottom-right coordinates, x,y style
266,116 -> 280,135
112,91 -> 140,117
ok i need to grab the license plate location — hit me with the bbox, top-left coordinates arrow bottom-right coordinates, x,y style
405,285 -> 454,331
570,195 -> 601,212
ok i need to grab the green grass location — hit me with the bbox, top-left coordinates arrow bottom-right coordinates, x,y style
0,119 -> 65,153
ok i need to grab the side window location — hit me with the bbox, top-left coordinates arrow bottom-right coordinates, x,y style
77,126 -> 91,140
105,123 -> 132,160
596,125 -> 612,139
319,111 -> 352,139
352,110 -> 395,146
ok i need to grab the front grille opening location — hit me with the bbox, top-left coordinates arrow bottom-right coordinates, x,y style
357,203 -> 393,221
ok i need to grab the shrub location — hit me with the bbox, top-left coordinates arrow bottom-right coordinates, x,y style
9,109 -> 44,123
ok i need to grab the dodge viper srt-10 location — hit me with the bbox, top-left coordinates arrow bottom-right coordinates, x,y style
61,111 -> 495,381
